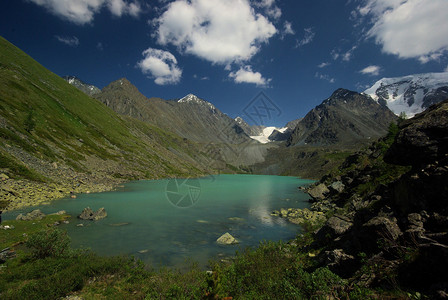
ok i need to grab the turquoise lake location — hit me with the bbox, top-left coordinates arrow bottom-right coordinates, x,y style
5,174 -> 314,269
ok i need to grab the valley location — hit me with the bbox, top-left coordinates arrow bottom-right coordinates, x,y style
1,34 -> 448,299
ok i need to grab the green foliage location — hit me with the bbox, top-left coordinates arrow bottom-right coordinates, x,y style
23,109 -> 35,133
25,228 -> 71,259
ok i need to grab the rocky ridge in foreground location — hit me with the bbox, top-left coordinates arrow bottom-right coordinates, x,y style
285,100 -> 448,297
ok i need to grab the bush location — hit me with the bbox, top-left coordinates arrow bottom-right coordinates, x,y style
25,228 -> 71,259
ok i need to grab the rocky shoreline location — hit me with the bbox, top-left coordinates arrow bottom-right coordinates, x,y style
0,176 -> 125,211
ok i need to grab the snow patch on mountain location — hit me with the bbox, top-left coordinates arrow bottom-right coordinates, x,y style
363,72 -> 448,117
250,126 -> 288,144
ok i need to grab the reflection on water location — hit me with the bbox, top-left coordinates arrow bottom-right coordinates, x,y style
5,174 -> 314,269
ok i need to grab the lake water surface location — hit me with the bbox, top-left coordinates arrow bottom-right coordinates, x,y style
5,174 -> 314,268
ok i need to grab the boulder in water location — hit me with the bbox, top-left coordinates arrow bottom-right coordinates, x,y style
78,207 -> 107,221
217,232 -> 238,245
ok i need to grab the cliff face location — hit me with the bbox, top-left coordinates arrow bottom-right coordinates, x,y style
305,99 -> 448,297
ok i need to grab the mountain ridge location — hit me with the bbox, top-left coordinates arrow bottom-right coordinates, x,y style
364,72 -> 448,117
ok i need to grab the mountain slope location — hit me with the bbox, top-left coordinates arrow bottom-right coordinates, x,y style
287,89 -> 397,147
95,81 -> 250,144
0,36 -> 208,209
364,72 -> 448,117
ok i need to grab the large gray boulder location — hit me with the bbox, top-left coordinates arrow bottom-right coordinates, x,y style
307,183 -> 330,201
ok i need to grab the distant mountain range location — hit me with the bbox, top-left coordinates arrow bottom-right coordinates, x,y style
93,79 -> 250,145
364,72 -> 448,117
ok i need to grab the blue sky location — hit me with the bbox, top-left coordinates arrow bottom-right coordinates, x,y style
1,0 -> 448,127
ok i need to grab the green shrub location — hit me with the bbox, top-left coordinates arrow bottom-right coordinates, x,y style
25,228 -> 71,259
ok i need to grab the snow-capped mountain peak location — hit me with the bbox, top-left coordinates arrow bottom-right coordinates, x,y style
363,72 -> 448,117
178,94 -> 216,111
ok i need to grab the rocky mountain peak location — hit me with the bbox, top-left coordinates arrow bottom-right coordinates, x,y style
178,93 -> 217,112
63,75 -> 100,96
363,72 -> 448,117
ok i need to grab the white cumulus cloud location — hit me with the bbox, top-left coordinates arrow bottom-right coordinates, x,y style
255,0 -> 282,20
28,0 -> 141,25
359,0 -> 448,62
229,65 -> 271,87
55,35 -> 79,47
137,48 -> 182,85
154,0 -> 277,64
360,65 -> 381,76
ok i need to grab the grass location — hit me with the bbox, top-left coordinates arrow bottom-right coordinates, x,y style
0,215 -> 416,299
0,36 -> 210,181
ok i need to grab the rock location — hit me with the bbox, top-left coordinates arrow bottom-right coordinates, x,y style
93,207 -> 107,220
217,232 -> 238,245
322,249 -> 357,278
385,99 -> 448,167
307,183 -> 329,201
360,216 -> 402,253
326,215 -> 353,235
78,207 -> 107,221
315,215 -> 353,244
16,209 -> 45,221
329,181 -> 345,193
0,248 -> 16,263
228,217 -> 244,222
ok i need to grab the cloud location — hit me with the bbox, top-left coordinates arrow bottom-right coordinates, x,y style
28,0 -> 141,25
281,21 -> 295,38
445,65 -> 448,72
137,48 -> 182,85
107,0 -> 141,17
317,62 -> 330,68
315,72 -> 335,83
360,65 -> 381,76
342,45 -> 357,61
255,0 -> 282,20
154,0 -> 277,64
331,45 -> 357,62
296,27 -> 315,47
55,35 -> 79,47
97,42 -> 104,51
229,65 -> 271,86
358,0 -> 448,62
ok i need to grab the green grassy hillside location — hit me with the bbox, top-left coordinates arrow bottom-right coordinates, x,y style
0,36 -> 210,209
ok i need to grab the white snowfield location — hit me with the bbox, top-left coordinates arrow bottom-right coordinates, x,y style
250,126 -> 288,144
363,72 -> 448,117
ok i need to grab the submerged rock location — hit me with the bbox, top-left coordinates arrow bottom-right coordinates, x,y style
217,232 -> 238,245
78,207 -> 107,221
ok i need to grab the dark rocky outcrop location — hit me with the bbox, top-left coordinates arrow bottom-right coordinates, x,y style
78,207 -> 107,221
301,99 -> 448,297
